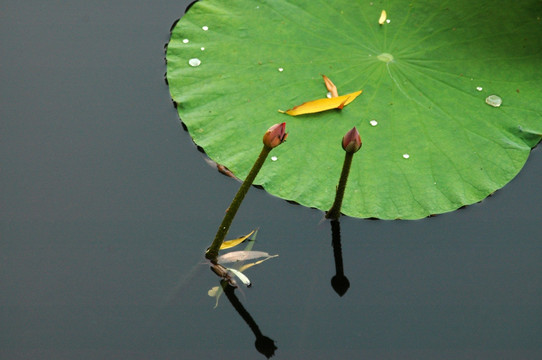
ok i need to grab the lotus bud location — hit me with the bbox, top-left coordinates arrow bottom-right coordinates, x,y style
341,126 -> 362,153
263,122 -> 288,148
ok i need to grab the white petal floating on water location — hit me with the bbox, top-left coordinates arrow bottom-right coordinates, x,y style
227,268 -> 251,287
217,250 -> 270,263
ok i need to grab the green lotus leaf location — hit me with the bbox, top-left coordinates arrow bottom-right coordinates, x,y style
166,0 -> 542,219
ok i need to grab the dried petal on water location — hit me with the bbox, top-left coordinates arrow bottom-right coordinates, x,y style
208,286 -> 222,308
238,254 -> 279,272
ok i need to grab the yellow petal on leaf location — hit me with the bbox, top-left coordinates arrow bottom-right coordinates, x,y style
379,10 -> 387,25
280,90 -> 362,116
322,74 -> 339,98
220,230 -> 255,250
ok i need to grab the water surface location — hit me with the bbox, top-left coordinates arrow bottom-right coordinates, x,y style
1,1 -> 541,359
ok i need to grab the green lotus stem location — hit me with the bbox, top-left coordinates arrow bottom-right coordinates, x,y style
205,145 -> 272,262
326,151 -> 354,220
205,122 -> 288,263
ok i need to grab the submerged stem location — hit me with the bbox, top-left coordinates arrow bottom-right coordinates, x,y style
205,145 -> 272,262
326,151 -> 354,220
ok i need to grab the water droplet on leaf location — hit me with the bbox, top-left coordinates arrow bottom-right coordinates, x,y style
271,156 -> 278,161
485,95 -> 502,107
377,53 -> 394,63
188,58 -> 201,67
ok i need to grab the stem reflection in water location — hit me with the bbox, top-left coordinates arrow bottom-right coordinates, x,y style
222,280 -> 278,358
330,219 -> 350,296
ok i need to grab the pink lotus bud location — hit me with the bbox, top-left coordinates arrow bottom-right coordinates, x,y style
263,122 -> 288,148
342,127 -> 362,153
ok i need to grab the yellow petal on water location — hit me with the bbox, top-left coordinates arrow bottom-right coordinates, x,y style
322,74 -> 339,98
280,90 -> 362,116
238,254 -> 279,273
220,229 -> 255,250
379,10 -> 387,25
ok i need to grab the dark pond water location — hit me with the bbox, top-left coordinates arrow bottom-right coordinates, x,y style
2,1 -> 541,359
